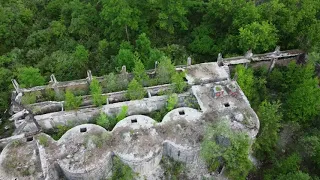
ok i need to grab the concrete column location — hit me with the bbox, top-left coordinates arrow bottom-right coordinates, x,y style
121,65 -> 127,74
217,53 -> 223,66
50,74 -> 58,85
268,58 -> 277,74
87,70 -> 92,82
274,46 -> 280,55
11,79 -> 20,93
187,57 -> 192,66
155,61 -> 158,70
147,90 -> 152,98
245,49 -> 253,59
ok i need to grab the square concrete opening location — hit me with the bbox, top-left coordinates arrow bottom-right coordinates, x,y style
179,110 -> 185,115
224,103 -> 230,107
131,119 -> 137,123
26,137 -> 33,142
80,127 -> 87,133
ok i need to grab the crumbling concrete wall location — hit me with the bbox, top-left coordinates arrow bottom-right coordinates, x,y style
163,140 -> 200,163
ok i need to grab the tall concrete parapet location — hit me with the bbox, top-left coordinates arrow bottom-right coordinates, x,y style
57,124 -> 113,180
113,115 -> 163,175
160,108 -> 204,164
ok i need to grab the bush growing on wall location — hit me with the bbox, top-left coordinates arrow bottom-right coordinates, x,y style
171,72 -> 186,93
201,120 -> 252,179
90,78 -> 106,107
64,90 -> 82,110
167,93 -> 178,111
126,79 -> 146,100
116,106 -> 128,122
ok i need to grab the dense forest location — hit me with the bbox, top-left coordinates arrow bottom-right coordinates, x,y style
0,0 -> 320,179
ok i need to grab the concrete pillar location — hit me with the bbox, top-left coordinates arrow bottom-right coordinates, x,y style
121,65 -> 127,74
147,90 -> 152,98
268,58 -> 277,74
11,79 -> 20,93
155,61 -> 158,70
50,74 -> 58,85
60,102 -> 64,112
87,70 -> 92,82
106,98 -> 109,105
274,46 -> 280,55
217,53 -> 223,66
15,92 -> 23,104
245,49 -> 253,59
187,57 -> 192,66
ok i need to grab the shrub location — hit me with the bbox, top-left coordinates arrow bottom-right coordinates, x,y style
17,67 -> 45,88
90,78 -> 107,107
167,93 -> 178,111
126,79 -> 146,100
21,91 -> 41,105
111,156 -> 135,180
160,157 -> 186,179
38,135 -> 48,147
200,121 -> 252,179
116,106 -> 128,122
96,112 -> 110,128
64,90 -> 82,110
171,72 -> 186,93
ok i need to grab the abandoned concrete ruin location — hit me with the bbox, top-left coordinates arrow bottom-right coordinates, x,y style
0,48 -> 304,179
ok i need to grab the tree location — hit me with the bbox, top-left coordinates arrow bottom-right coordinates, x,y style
102,73 -> 118,93
64,90 -> 82,110
156,57 -> 176,84
156,0 -> 188,34
201,121 -> 252,179
101,0 -> 141,41
90,78 -> 106,107
235,65 -> 255,101
116,48 -> 135,72
285,77 -> 320,123
171,72 -> 186,93
17,67 -> 45,88
254,101 -> 282,159
238,21 -> 278,53
126,78 -> 146,100
133,54 -> 149,85
135,33 -> 151,65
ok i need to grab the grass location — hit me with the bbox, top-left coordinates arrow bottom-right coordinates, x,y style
38,135 -> 48,147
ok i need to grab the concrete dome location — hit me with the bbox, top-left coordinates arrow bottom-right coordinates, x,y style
113,115 -> 157,131
162,107 -> 202,123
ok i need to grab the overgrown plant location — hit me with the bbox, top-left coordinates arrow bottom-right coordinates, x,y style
116,106 -> 128,122
110,156 -> 135,180
64,90 -> 82,110
21,91 -> 41,105
200,120 -> 252,179
171,71 -> 186,93
126,78 -> 146,100
90,78 -> 107,107
167,93 -> 178,111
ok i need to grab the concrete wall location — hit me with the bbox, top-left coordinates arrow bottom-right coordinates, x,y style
58,152 -> 112,180
115,147 -> 163,176
163,140 -> 200,163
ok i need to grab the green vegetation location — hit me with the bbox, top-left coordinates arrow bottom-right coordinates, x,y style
200,121 -> 252,179
90,78 -> 107,107
21,91 -> 41,105
126,79 -> 146,100
171,72 -> 187,93
17,67 -> 45,88
253,101 -> 282,160
64,90 -> 82,110
116,106 -> 128,122
160,157 -> 186,180
94,106 -> 128,130
38,135 -> 49,147
166,93 -> 178,111
235,61 -> 320,179
0,0 -> 320,179
110,156 -> 135,180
